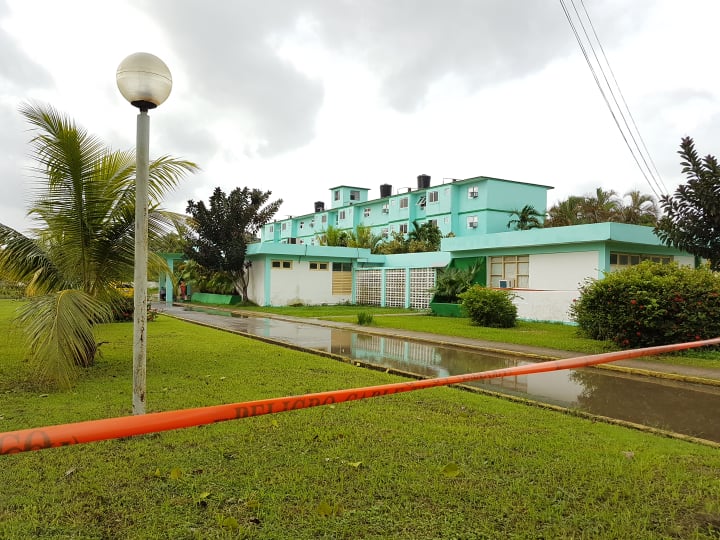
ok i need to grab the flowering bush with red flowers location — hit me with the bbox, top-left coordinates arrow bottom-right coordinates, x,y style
569,261 -> 720,348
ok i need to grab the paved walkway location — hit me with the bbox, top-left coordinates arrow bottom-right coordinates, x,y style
164,304 -> 720,385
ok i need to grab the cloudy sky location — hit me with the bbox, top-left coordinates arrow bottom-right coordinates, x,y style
2,0 -> 720,234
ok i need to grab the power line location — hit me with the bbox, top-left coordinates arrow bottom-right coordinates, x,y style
559,0 -> 668,199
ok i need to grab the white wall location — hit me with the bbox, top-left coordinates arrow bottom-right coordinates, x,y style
529,251 -> 599,290
512,290 -> 579,323
269,262 -> 351,306
246,261 -> 265,305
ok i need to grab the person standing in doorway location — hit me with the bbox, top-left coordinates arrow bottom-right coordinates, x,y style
179,280 -> 187,301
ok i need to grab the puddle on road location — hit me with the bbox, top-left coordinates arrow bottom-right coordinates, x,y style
181,307 -> 720,442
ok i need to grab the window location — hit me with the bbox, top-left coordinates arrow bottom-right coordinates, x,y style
468,186 -> 478,198
429,219 -> 438,228
332,262 -> 352,272
399,197 -> 409,209
350,190 -> 360,201
417,196 -> 426,207
268,224 -> 274,233
299,221 -> 304,230
309,262 -> 328,270
489,255 -> 529,288
281,222 -> 287,231
381,227 -> 389,238
339,210 -> 346,220
363,208 -> 371,218
428,190 -> 439,203
610,252 -> 672,271
382,203 -> 389,214
334,190 -> 340,201
467,216 -> 478,229
321,215 -> 327,224
399,223 -> 408,234
272,260 -> 293,269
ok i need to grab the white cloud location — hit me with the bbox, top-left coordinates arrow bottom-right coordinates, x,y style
2,0 -> 720,234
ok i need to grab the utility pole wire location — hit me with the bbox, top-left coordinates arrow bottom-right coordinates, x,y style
559,0 -> 667,199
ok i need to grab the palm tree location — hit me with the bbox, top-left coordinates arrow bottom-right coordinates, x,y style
545,196 -> 585,227
407,220 -> 443,252
0,103 -> 197,387
346,224 -> 383,251
316,224 -> 349,247
620,190 -> 658,225
580,188 -> 621,223
506,205 -> 544,230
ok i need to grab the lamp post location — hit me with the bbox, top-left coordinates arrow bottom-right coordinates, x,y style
116,52 -> 172,415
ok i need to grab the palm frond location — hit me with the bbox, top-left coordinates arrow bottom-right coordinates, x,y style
16,290 -> 111,388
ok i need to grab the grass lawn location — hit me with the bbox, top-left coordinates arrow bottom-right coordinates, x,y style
1,299 -> 720,538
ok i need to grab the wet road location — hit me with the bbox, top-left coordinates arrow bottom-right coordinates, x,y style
165,305 -> 720,443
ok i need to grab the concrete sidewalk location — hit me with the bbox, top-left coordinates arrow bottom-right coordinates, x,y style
165,303 -> 720,385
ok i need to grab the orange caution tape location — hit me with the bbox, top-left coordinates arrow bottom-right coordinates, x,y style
2,337 -> 718,455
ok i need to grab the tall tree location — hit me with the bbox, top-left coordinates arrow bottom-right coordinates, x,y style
580,187 -> 621,223
317,224 -> 349,247
0,103 -> 197,387
506,204 -> 544,230
621,190 -> 658,226
655,137 -> 720,270
185,186 -> 282,299
407,220 -> 443,251
346,224 -> 382,251
545,196 -> 585,227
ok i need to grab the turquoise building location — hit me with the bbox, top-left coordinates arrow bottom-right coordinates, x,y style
244,174 -> 692,322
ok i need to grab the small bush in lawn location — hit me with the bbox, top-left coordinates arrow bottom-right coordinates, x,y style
356,312 -> 374,325
570,261 -> 720,348
458,285 -> 517,328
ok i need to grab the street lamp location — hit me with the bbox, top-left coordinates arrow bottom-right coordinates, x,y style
116,52 -> 172,415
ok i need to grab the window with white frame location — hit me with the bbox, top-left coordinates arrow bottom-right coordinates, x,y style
321,215 -> 327,224
363,207 -> 371,217
381,227 -> 389,238
428,190 -> 439,203
467,216 -> 478,229
268,224 -> 274,233
399,223 -> 408,234
281,222 -> 287,231
489,255 -> 529,288
339,210 -> 346,220
399,197 -> 409,209
468,186 -> 478,198
382,203 -> 389,213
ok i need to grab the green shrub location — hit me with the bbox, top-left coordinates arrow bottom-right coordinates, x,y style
458,285 -> 517,328
356,311 -> 374,325
570,261 -> 720,348
431,262 -> 482,303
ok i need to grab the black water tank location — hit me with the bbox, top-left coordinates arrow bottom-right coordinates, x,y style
417,174 -> 431,189
314,201 -> 325,212
380,184 -> 392,198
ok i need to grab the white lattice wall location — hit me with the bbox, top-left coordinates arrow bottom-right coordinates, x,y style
409,268 -> 436,309
385,269 -> 406,307
356,269 -> 382,305
355,267 -> 436,309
